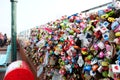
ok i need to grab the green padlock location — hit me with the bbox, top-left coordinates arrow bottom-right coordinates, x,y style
107,11 -> 115,17
87,55 -> 93,60
102,71 -> 108,77
60,37 -> 65,42
60,23 -> 65,27
60,61 -> 65,66
69,30 -> 74,35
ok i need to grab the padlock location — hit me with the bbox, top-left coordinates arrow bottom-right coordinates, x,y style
69,30 -> 74,35
102,71 -> 108,77
114,38 -> 120,44
69,16 -> 75,22
103,32 -> 109,41
98,10 -> 105,17
81,50 -> 88,55
90,70 -> 96,76
104,8 -> 112,12
107,10 -> 115,17
115,32 -> 120,37
98,51 -> 105,58
97,41 -> 105,50
65,59 -> 69,65
114,25 -> 120,32
101,61 -> 109,67
73,45 -> 80,49
107,3 -> 114,9
91,58 -> 98,65
81,47 -> 87,51
111,21 -> 119,30
93,44 -> 99,50
108,17 -> 115,22
83,65 -> 92,72
101,14 -> 109,19
102,21 -> 110,27
92,65 -> 99,72
60,37 -> 65,42
80,22 -> 86,30
86,55 -> 93,61
75,16 -> 81,23
105,44 -> 112,52
72,13 -> 78,16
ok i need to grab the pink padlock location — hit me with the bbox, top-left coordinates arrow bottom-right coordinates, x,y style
93,44 -> 99,50
99,51 -> 104,58
80,22 -> 86,30
114,38 -> 120,44
97,41 -> 105,50
105,44 -> 112,51
114,25 -> 120,32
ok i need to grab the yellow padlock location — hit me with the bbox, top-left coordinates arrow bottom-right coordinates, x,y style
101,14 -> 109,19
115,32 -> 120,37
101,61 -> 109,66
108,17 -> 115,22
81,51 -> 88,55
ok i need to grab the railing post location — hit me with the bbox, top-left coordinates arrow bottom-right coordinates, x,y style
10,0 -> 18,61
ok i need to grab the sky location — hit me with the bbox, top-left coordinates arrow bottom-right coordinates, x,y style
0,0 -> 111,37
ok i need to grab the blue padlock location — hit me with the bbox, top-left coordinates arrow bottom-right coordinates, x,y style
111,21 -> 119,30
68,16 -> 71,19
83,65 -> 92,72
75,19 -> 81,23
98,10 -> 105,17
72,13 -> 78,16
102,21 -> 110,27
103,32 -> 109,41
117,55 -> 120,61
91,58 -> 98,65
65,59 -> 69,64
107,3 -> 114,9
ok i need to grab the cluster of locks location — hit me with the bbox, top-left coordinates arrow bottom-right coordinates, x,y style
19,1 -> 120,80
